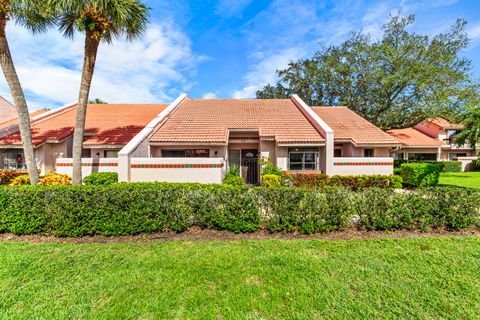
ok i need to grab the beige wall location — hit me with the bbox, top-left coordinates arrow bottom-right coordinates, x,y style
56,158 -> 118,177
331,157 -> 394,176
129,158 -> 224,184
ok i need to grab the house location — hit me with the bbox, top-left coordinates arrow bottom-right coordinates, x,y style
0,94 -> 400,182
117,95 -> 399,184
0,96 -> 17,124
0,103 -> 167,173
388,117 -> 476,161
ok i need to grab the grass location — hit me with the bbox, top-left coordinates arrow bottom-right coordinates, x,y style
1,238 -> 480,319
439,172 -> 480,189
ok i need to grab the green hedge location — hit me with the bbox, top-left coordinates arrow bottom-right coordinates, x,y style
473,159 -> 480,172
83,172 -> 118,185
394,160 -> 462,172
0,183 -> 479,236
289,173 -> 402,190
400,163 -> 440,187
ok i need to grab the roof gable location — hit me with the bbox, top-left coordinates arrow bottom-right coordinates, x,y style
311,107 -> 400,146
149,98 -> 326,144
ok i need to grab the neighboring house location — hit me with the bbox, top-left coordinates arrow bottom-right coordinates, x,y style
0,109 -> 49,130
388,117 -> 476,161
0,103 -> 167,173
0,96 -> 17,124
117,95 -> 399,184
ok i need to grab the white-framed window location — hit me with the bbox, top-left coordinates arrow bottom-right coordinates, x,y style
288,148 -> 318,171
2,150 -> 26,169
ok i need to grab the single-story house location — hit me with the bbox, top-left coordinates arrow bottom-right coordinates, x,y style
0,103 -> 167,173
117,94 -> 400,184
388,117 -> 476,161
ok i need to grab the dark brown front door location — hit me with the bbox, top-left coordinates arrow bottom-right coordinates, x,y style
241,150 -> 259,185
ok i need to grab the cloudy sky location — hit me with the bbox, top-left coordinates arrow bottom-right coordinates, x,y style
1,0 -> 480,110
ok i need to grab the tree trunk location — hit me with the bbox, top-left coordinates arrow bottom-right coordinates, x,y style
72,32 -> 100,185
0,17 -> 39,185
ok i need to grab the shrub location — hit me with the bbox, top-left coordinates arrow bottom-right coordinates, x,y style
257,187 -> 355,234
473,158 -> 480,172
223,175 -> 245,187
9,175 -> 30,186
290,173 -> 402,190
394,160 -> 461,172
261,174 -> 281,188
0,184 -> 478,236
400,163 -> 440,187
259,157 -> 283,176
83,172 -> 118,185
40,173 -> 72,186
226,164 -> 240,176
0,170 -> 19,185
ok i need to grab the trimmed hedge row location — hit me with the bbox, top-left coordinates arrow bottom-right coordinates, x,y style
400,163 -> 440,187
0,183 -> 478,236
394,160 -> 462,172
289,173 -> 402,190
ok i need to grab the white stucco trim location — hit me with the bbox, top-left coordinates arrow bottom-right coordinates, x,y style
291,94 -> 335,175
118,94 -> 188,182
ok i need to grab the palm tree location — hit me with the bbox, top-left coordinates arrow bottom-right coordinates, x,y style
50,0 -> 149,185
455,105 -> 480,155
0,0 -> 53,184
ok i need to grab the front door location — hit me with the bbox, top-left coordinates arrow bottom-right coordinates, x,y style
241,150 -> 259,185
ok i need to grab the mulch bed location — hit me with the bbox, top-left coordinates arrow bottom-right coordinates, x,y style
0,227 -> 479,244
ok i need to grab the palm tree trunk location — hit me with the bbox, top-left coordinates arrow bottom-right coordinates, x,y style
72,32 -> 100,185
0,17 -> 39,185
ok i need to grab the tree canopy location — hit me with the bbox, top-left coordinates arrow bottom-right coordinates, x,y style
257,15 -> 479,129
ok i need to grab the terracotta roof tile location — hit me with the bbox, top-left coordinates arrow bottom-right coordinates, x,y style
0,109 -> 49,129
426,117 -> 463,130
0,104 -> 167,147
312,107 -> 400,145
387,128 -> 443,147
149,98 -> 325,144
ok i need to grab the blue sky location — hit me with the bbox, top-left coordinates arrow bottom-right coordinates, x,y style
1,0 -> 480,110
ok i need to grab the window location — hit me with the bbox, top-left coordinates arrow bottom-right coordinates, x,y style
408,153 -> 437,161
288,148 -> 318,171
334,149 -> 342,157
104,150 -> 119,158
161,149 -> 210,158
364,149 -> 374,157
228,150 -> 241,167
2,150 -> 26,169
449,153 -> 467,160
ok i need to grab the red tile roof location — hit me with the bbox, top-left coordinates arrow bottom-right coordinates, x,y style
0,109 -> 49,129
387,128 -> 443,147
426,117 -> 463,130
149,98 -> 326,144
311,107 -> 400,145
0,104 -> 167,147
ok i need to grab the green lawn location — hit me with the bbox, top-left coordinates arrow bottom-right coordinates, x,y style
1,238 -> 480,319
439,172 -> 480,189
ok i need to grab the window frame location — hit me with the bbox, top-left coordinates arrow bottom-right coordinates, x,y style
161,149 -> 210,158
288,148 -> 318,171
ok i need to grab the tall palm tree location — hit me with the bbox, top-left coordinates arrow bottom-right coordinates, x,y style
50,0 -> 149,185
0,0 -> 53,184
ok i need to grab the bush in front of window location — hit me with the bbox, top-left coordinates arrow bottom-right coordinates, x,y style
400,163 -> 440,187
261,174 -> 281,188
0,170 -> 20,185
83,172 -> 118,185
394,160 -> 462,172
9,175 -> 30,186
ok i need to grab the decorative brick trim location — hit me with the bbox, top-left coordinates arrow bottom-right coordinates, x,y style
131,163 -> 224,169
56,162 -> 118,167
333,162 -> 392,166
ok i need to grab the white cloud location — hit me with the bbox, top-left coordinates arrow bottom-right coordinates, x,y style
202,92 -> 218,99
215,0 -> 254,18
0,20 -> 203,110
469,24 -> 480,41
232,48 -> 302,99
